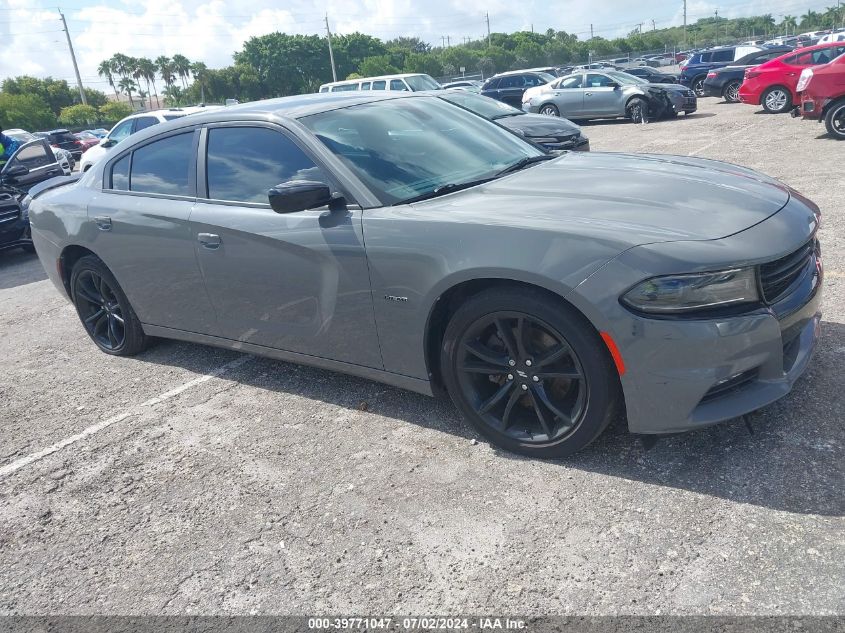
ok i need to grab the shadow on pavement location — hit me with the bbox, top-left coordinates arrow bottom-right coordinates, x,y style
133,317 -> 843,518
0,249 -> 46,290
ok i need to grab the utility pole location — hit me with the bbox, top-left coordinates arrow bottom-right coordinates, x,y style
485,12 -> 491,47
325,14 -> 337,82
652,19 -> 656,31
714,10 -> 719,45
446,35 -> 451,47
683,0 -> 687,47
590,23 -> 594,38
59,11 -> 86,105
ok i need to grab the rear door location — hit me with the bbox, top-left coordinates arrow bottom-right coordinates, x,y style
548,75 -> 585,116
498,75 -> 528,106
188,123 -> 382,367
86,129 -> 217,333
1,140 -> 63,190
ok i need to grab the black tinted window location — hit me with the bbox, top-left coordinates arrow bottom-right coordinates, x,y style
205,127 -> 328,204
130,133 -> 193,196
12,143 -> 54,169
711,50 -> 734,62
134,117 -> 158,132
499,75 -> 525,88
482,78 -> 499,90
111,154 -> 130,190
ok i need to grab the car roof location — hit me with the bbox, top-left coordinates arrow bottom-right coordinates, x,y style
490,69 -> 549,78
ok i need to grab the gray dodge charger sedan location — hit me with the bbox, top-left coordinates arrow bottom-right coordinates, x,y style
29,92 -> 823,457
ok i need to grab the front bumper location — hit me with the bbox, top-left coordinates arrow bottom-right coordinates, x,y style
667,91 -> 698,114
532,135 -> 590,152
568,195 -> 822,434
799,96 -> 826,120
0,217 -> 32,252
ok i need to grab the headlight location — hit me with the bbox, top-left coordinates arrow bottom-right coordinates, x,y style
622,267 -> 759,314
796,68 -> 813,92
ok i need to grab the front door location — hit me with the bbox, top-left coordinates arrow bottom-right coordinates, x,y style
549,75 -> 586,117
582,73 -> 625,117
87,130 -> 217,334
189,124 -> 383,369
1,140 -> 63,190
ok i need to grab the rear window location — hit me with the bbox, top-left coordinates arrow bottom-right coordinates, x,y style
404,75 -> 440,91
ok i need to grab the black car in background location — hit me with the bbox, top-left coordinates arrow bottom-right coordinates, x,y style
702,47 -> 793,102
437,90 -> 590,152
34,129 -> 84,159
0,139 -> 65,254
622,67 -> 679,83
480,70 -> 556,107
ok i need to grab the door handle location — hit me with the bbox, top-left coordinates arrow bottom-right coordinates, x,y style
585,92 -> 593,96
198,232 -> 221,249
94,215 -> 112,231
46,169 -> 60,177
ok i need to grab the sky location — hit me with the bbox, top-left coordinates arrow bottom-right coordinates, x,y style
0,0 -> 835,90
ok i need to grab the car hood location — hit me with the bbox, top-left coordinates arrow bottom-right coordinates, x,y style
414,152 -> 790,246
643,82 -> 691,92
496,113 -> 581,137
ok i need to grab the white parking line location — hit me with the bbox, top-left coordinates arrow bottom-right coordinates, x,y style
0,354 -> 253,480
687,124 -> 754,157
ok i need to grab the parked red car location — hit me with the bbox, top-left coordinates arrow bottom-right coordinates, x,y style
794,52 -> 845,139
73,131 -> 100,151
739,42 -> 845,113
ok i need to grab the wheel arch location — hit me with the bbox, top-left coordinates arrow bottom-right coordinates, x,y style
822,95 -> 845,118
58,244 -> 99,296
423,277 -> 605,396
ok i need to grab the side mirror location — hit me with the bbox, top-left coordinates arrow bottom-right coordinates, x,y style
607,81 -> 620,89
3,164 -> 29,180
101,138 -> 118,148
268,180 -> 334,214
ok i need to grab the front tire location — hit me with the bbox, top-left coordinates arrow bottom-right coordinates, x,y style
440,287 -> 619,458
539,103 -> 560,117
824,100 -> 845,139
723,80 -> 741,103
70,255 -> 148,356
626,97 -> 648,122
761,86 -> 792,113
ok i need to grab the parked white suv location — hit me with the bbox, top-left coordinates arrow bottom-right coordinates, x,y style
79,106 -> 220,172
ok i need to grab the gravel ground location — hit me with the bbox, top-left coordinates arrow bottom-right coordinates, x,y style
0,97 -> 843,617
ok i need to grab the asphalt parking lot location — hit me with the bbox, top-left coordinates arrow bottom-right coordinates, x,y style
1,97 -> 843,616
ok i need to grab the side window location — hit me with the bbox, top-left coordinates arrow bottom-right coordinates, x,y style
698,52 -> 713,63
782,55 -> 798,65
133,116 -> 159,132
712,50 -> 734,62
585,74 -> 612,87
524,75 -> 542,87
558,75 -> 583,89
483,78 -> 499,90
205,127 -> 329,204
10,142 -> 54,169
361,82 -> 371,90
390,79 -> 409,91
372,80 -> 386,90
109,119 -> 134,143
110,154 -> 130,191
129,133 -> 193,196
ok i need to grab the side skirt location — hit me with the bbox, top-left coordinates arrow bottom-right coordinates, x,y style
142,323 -> 435,397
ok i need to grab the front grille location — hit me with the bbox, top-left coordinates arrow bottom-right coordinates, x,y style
701,368 -> 759,403
759,240 -> 815,303
683,89 -> 696,98
0,194 -> 20,224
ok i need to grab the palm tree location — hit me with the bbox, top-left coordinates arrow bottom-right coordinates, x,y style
130,57 -> 147,108
156,55 -> 176,94
171,54 -> 192,88
781,15 -> 798,35
800,10 -> 820,28
117,77 -> 137,108
161,84 -> 183,106
190,61 -> 209,102
137,58 -> 159,108
111,53 -> 132,81
97,60 -> 119,100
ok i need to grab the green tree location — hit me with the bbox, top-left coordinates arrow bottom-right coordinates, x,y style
0,93 -> 56,130
98,60 -> 119,100
117,77 -> 137,107
171,54 -> 192,88
58,103 -> 98,127
358,55 -> 400,76
98,101 -> 132,123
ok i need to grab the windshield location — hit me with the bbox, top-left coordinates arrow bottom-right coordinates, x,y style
301,97 -> 542,205
7,131 -> 36,142
405,75 -> 441,91
606,71 -> 647,85
439,92 -> 522,119
537,72 -> 556,84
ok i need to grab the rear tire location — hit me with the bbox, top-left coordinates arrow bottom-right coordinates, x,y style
440,287 -> 619,458
723,80 -> 741,103
824,100 -> 845,139
761,86 -> 792,113
539,103 -> 560,117
691,76 -> 706,97
70,255 -> 149,356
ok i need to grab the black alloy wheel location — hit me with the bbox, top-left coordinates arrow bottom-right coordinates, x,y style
441,287 -> 619,457
71,255 -> 149,355
74,269 -> 126,350
825,101 -> 845,139
724,80 -> 742,103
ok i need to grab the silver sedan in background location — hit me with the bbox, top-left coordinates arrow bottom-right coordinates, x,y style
28,93 -> 821,458
523,70 -> 697,121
